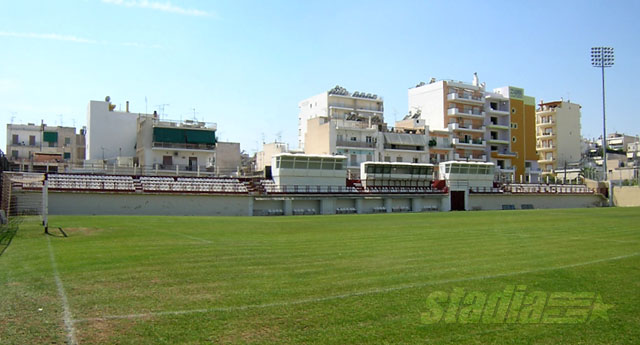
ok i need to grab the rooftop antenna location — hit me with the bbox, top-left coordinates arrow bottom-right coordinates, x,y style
155,104 -> 169,119
191,108 -> 199,121
10,112 -> 16,124
261,132 -> 265,145
276,131 -> 282,142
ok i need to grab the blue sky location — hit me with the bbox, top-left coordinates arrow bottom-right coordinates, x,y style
1,0 -> 639,154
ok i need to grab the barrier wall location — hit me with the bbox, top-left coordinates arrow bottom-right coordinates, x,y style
612,186 -> 640,207
49,192 -> 253,216
468,193 -> 605,211
37,190 -> 606,216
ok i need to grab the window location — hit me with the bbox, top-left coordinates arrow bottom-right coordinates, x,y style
491,145 -> 498,151
511,108 -> 516,113
413,158 -> 419,163
396,156 -> 403,162
29,135 -> 36,146
384,156 -> 391,162
365,136 -> 372,143
63,152 -> 71,159
11,150 -> 18,158
65,137 -> 71,145
350,137 -> 357,142
512,136 -> 517,143
12,134 -> 19,144
49,141 -> 56,147
525,162 -> 531,168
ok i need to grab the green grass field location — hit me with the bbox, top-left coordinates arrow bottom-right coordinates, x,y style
1,208 -> 639,344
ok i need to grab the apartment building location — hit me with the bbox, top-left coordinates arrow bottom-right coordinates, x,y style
298,85 -> 384,150
136,115 -> 217,173
536,101 -> 581,175
86,98 -> 140,162
493,86 -> 540,183
6,123 -> 86,172
408,75 -> 540,183
408,78 -> 487,164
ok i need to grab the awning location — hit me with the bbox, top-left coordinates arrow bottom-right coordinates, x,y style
383,133 -> 428,146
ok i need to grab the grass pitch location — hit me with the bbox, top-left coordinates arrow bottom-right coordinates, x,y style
1,208 -> 639,344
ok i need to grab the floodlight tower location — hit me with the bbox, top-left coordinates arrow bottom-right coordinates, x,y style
591,47 -> 614,182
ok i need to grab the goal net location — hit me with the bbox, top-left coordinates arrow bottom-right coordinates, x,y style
1,172 -> 47,229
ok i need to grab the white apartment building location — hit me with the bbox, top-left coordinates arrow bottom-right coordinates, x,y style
298,85 -> 384,150
536,101 -> 582,175
86,98 -> 140,162
6,123 -> 86,172
408,77 -> 487,163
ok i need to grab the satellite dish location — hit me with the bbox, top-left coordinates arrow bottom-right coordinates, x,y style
105,96 -> 111,102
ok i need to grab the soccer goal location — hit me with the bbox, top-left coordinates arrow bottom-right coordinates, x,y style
1,171 -> 48,228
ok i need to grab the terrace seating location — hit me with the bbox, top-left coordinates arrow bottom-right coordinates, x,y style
47,174 -> 135,192
139,176 -> 248,193
336,207 -> 357,214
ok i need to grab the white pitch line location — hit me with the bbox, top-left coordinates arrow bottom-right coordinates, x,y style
74,251 -> 640,324
47,236 -> 78,345
156,230 -> 213,244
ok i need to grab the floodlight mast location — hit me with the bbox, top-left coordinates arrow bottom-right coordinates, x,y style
591,47 -> 614,184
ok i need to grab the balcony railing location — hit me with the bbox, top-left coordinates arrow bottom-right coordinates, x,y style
448,108 -> 485,117
454,153 -> 486,161
452,138 -> 486,146
448,123 -> 485,132
152,142 -> 216,150
447,93 -> 485,103
335,140 -> 376,149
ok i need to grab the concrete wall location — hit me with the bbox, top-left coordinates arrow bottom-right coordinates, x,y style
49,192 -> 252,216
87,100 -> 139,161
215,142 -> 241,176
613,186 -> 640,207
468,193 -> 604,211
408,81 -> 445,130
29,190 -> 608,217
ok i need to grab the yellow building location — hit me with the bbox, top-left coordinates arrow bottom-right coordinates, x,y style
493,86 -> 540,183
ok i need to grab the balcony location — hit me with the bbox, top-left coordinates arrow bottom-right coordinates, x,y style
492,150 -> 517,157
537,145 -> 556,152
152,142 -> 215,151
448,123 -> 485,133
334,119 -> 378,131
335,140 -> 376,149
452,138 -> 486,148
486,107 -> 510,116
447,93 -> 485,105
486,123 -> 510,130
538,132 -> 556,138
447,108 -> 485,119
454,153 -> 486,162
526,167 -> 542,174
536,120 -> 555,127
487,138 -> 510,145
538,157 -> 555,164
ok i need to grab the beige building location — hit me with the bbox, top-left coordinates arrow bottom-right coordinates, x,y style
6,123 -> 86,172
255,141 -> 289,172
536,101 -> 581,175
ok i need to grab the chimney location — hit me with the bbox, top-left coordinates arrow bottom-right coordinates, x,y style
126,101 -> 130,113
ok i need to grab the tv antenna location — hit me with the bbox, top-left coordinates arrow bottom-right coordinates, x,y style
155,104 -> 170,119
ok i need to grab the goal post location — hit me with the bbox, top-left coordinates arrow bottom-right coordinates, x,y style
1,172 -> 47,229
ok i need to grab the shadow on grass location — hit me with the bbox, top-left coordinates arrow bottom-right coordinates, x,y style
0,220 -> 19,257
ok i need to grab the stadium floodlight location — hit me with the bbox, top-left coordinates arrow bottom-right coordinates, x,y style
591,47 -> 614,184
